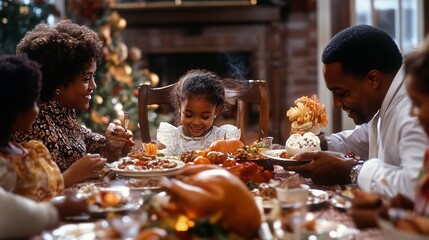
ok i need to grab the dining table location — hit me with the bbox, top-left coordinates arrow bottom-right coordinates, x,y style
32,160 -> 389,240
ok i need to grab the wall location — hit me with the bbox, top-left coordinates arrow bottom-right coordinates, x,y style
280,9 -> 319,141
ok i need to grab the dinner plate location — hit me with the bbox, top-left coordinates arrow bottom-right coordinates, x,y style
50,223 -> 96,240
263,189 -> 329,209
108,159 -> 185,177
260,150 -> 312,166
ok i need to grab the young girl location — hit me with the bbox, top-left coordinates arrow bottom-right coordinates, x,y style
0,55 -> 87,239
157,69 -> 241,156
0,55 -> 64,202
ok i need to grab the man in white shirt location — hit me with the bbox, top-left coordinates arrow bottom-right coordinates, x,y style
288,25 -> 427,200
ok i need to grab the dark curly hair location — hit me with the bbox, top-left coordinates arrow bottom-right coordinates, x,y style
0,55 -> 42,133
172,69 -> 225,125
405,35 -> 429,94
322,24 -> 403,78
16,20 -> 103,102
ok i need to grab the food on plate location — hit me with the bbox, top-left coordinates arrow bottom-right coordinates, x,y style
285,132 -> 321,156
279,151 -> 293,159
250,183 -> 277,200
114,157 -> 178,171
286,94 -> 328,134
78,184 -> 128,209
193,156 -> 211,165
128,151 -> 156,161
232,140 -> 271,161
161,165 -> 262,238
180,150 -> 199,163
206,151 -> 228,164
225,161 -> 274,183
209,138 -> 244,154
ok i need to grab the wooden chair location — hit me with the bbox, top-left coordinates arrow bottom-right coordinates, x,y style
137,80 -> 269,144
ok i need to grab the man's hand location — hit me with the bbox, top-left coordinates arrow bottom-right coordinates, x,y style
287,151 -> 354,185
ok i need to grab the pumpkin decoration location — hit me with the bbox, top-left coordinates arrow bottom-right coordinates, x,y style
209,139 -> 244,154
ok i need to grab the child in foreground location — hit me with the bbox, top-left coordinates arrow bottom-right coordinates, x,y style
0,55 -> 87,239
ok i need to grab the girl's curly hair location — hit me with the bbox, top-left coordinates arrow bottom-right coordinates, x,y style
171,69 -> 225,125
16,20 -> 103,102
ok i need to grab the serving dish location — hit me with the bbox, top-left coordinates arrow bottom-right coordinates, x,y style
108,159 -> 185,177
256,150 -> 312,170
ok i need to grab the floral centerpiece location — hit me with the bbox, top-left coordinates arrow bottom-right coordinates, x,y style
286,94 -> 328,135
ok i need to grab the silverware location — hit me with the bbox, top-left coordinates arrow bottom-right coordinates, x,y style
123,112 -> 129,130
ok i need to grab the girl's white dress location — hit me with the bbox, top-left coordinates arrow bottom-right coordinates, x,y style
157,122 -> 241,156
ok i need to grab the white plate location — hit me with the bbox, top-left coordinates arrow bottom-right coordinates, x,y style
260,150 -> 312,165
108,159 -> 185,177
263,189 -> 329,209
51,223 -> 96,240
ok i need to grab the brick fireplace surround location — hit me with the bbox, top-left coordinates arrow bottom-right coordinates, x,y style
116,4 -> 318,144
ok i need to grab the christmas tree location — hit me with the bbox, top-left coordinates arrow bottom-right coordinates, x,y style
67,0 -> 160,136
0,0 -> 59,54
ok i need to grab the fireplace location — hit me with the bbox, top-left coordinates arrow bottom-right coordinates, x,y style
148,52 -> 251,85
117,5 -> 285,142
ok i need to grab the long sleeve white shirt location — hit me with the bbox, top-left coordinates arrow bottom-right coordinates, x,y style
0,187 -> 59,239
326,70 -> 427,200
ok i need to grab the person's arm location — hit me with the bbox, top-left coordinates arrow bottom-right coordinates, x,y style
81,125 -> 107,154
358,116 -> 426,200
0,188 -> 58,239
326,124 -> 370,159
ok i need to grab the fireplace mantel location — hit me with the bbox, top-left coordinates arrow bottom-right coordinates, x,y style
115,5 -> 281,26
117,5 -> 285,142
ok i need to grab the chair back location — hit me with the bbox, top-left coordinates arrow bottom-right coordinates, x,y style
138,83 -> 176,143
137,80 -> 269,144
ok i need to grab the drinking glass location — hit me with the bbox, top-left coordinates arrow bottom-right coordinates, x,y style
273,185 -> 309,240
262,136 -> 274,150
143,142 -> 158,156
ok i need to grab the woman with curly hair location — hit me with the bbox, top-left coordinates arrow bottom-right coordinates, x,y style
13,20 -> 134,187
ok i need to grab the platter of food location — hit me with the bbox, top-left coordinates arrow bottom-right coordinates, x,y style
108,157 -> 185,177
260,150 -> 312,166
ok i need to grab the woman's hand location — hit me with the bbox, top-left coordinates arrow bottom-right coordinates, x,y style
63,154 -> 107,187
105,121 -> 135,161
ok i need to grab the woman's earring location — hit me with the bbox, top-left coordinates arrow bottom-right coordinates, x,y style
214,115 -> 217,119
55,89 -> 60,95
